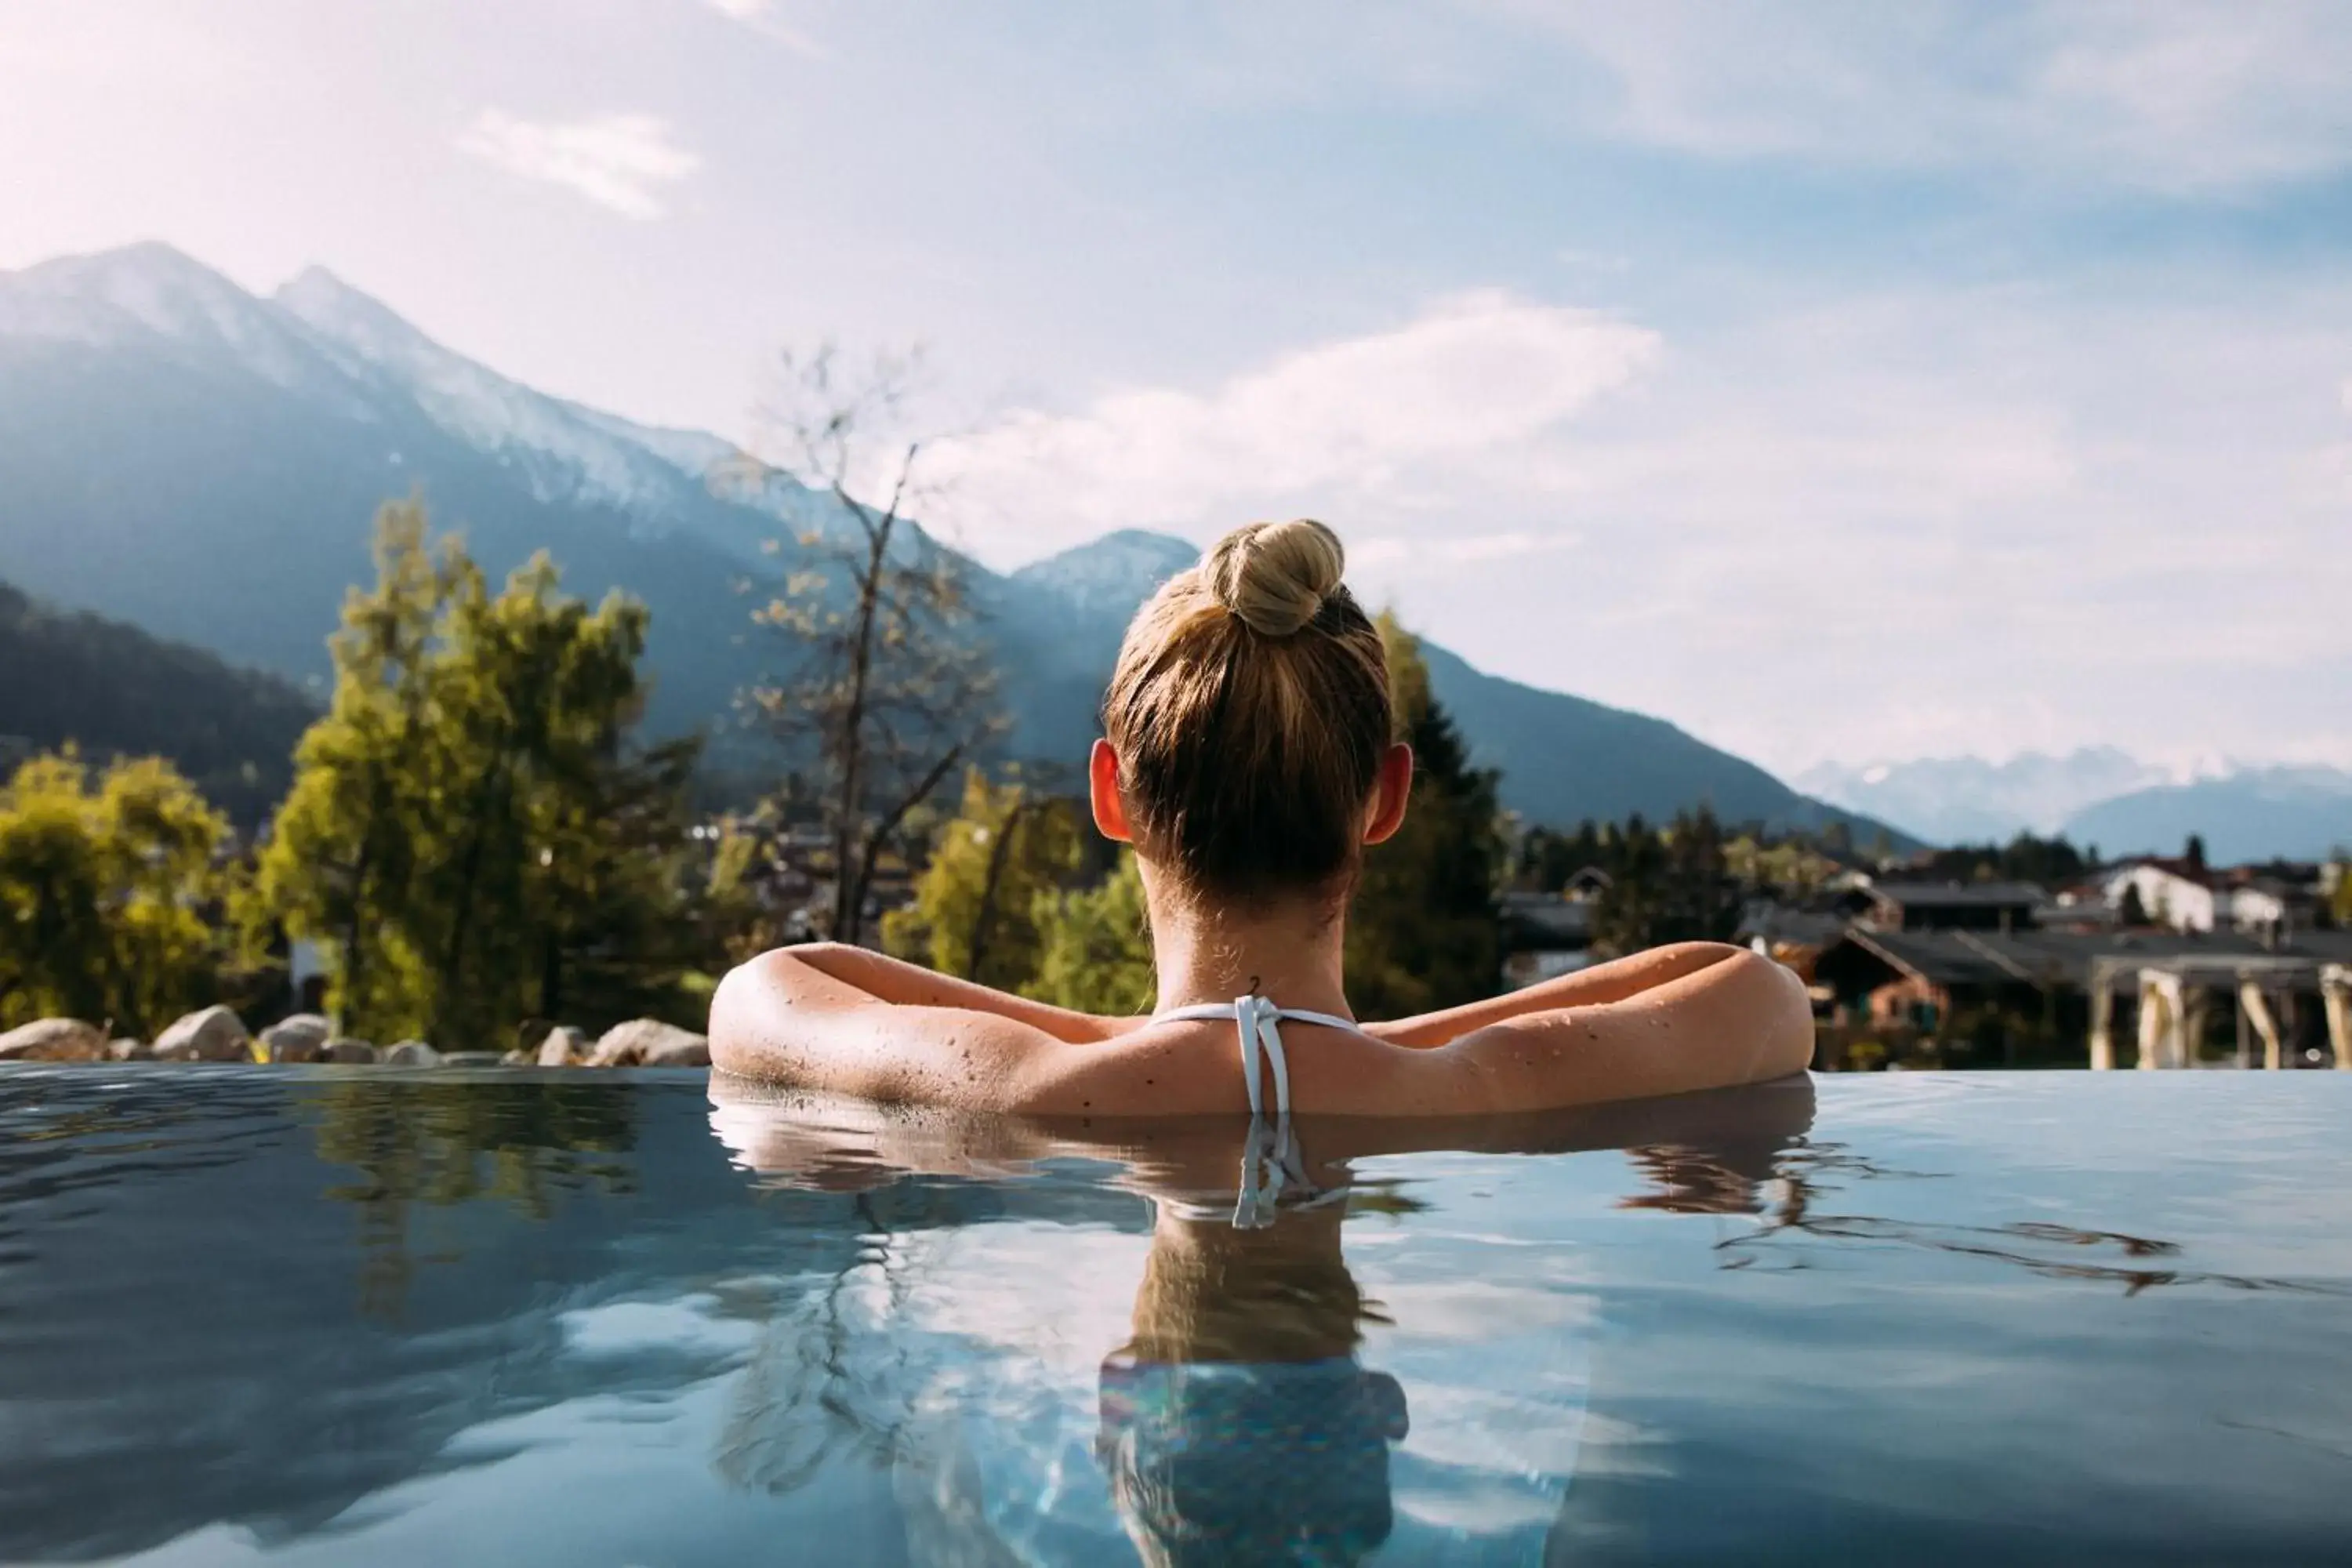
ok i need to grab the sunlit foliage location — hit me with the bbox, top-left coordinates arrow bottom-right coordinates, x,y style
882,768 -> 1080,991
1026,850 -> 1156,1015
252,500 -> 708,1047
0,750 -> 230,1034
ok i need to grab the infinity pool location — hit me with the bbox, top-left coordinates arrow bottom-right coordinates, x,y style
2,1068 -> 2348,1565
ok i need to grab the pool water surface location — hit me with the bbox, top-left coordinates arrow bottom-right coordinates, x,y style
1,1069 -> 2348,1565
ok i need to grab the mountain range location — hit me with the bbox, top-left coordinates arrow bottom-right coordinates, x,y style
0,579 -> 318,827
1798,750 -> 2352,864
0,242 -> 1914,840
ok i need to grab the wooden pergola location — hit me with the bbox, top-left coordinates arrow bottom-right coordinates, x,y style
2089,955 -> 2352,1070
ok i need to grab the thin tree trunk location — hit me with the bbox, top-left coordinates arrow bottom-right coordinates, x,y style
966,790 -> 1029,982
846,742 -> 965,949
340,801 -> 379,1035
829,506 -> 890,943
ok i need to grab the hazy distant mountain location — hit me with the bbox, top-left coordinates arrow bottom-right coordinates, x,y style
0,242 -> 1904,840
2063,770 -> 2352,865
0,579 -> 318,827
1795,748 -> 2167,844
1797,748 -> 2352,862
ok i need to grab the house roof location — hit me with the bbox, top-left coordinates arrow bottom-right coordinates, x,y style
2111,857 -> 2214,889
1737,903 -> 1846,948
1499,891 -> 1592,949
1868,880 -> 2049,909
1817,924 -> 2352,992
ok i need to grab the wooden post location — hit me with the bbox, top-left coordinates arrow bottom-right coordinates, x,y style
2239,981 -> 2283,1072
2137,970 -> 2174,1070
2234,986 -> 2252,1069
2183,985 -> 2211,1069
2325,966 -> 2352,1072
2089,969 -> 2115,1071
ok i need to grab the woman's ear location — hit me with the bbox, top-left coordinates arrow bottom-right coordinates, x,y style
1363,742 -> 1414,845
1089,739 -> 1134,842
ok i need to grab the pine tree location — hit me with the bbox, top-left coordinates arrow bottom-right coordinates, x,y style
1345,614 -> 1504,1018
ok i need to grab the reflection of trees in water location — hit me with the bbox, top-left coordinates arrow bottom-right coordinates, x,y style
713,1185 -> 1001,1495
1701,1138 -> 2352,1298
306,1079 -> 637,1319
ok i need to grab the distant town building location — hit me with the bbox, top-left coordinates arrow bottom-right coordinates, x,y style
2098,858 -> 2310,936
1499,891 -> 1594,991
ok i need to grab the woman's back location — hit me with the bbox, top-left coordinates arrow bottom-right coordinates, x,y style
709,519 -> 1813,1116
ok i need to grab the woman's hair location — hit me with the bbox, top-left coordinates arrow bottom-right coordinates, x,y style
1102,520 -> 1391,903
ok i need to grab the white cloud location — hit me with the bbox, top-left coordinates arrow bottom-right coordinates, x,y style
927,281 -> 2352,774
1474,0 -> 2352,191
924,291 -> 1658,561
700,0 -> 829,59
456,111 -> 699,220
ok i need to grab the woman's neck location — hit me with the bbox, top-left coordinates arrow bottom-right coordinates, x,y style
1146,875 -> 1352,1019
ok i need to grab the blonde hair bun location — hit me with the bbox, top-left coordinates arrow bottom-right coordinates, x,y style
1204,519 -> 1345,637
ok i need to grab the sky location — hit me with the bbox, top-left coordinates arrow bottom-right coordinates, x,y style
3,0 -> 2349,775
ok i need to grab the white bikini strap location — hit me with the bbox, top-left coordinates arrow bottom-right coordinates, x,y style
1160,997 -> 1349,1228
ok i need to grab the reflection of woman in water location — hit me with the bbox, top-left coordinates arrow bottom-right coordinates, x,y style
713,518 -> 1812,1119
706,1077 -> 1818,1566
1098,1203 -> 1407,1566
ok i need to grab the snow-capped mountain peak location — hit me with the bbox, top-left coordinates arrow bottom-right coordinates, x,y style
0,242 -> 330,390
275,267 -> 710,527
1011,529 -> 1200,622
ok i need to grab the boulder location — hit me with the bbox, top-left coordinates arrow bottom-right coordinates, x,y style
108,1037 -> 154,1062
260,1013 -> 332,1064
438,1051 -> 504,1069
589,1018 -> 711,1068
0,1018 -> 106,1062
383,1040 -> 441,1067
320,1037 -> 379,1064
535,1025 -> 591,1067
152,1005 -> 251,1062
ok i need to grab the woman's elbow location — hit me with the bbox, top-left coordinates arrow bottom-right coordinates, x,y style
1737,949 -> 1817,1076
708,952 -> 813,1079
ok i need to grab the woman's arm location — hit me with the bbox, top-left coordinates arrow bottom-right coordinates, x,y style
1428,946 -> 1816,1112
708,946 -> 1094,1105
1366,942 -> 1757,1047
748,942 -> 1149,1044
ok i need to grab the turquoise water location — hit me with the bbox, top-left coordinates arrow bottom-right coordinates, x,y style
2,1068 -> 2349,1564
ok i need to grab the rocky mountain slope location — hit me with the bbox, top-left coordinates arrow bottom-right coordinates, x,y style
0,242 -> 1902,839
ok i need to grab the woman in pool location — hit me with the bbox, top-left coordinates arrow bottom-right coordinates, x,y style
711,518 -> 1813,1116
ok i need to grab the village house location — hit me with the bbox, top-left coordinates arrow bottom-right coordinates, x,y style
1499,891 -> 1595,991
2098,858 -> 2311,936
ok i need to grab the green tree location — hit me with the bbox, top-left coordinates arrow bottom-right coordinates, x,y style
1345,614 -> 1504,1019
252,499 -> 452,1036
1593,806 -> 1742,954
255,503 -> 706,1046
0,750 -> 230,1034
881,768 -> 1080,991
1026,851 -> 1156,1014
